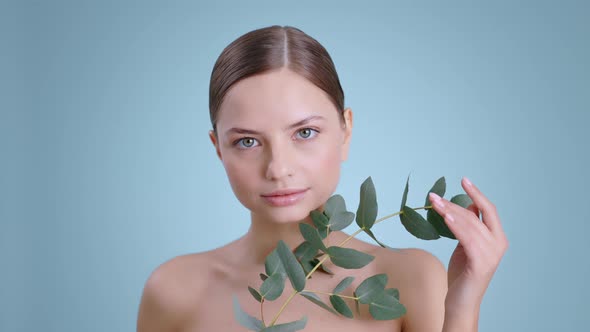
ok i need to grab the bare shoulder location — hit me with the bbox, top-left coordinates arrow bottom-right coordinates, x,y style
136,251 -> 216,332
374,247 -> 447,331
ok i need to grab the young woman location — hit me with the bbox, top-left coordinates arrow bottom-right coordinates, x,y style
137,25 -> 508,332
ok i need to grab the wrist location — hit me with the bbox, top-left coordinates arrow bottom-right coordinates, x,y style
443,301 -> 480,332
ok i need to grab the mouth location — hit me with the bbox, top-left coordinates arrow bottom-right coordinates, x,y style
261,188 -> 309,207
262,188 -> 308,197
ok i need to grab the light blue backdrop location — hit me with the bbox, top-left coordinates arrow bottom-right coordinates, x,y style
2,1 -> 588,331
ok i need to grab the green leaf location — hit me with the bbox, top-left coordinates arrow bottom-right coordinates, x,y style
400,206 -> 440,240
400,174 -> 410,211
233,295 -> 265,331
326,246 -> 375,269
259,273 -> 268,281
316,260 -> 334,275
310,210 -> 329,239
328,211 -> 355,231
385,288 -> 400,301
276,240 -> 306,292
425,176 -> 446,207
299,223 -> 327,252
364,228 -> 387,248
333,276 -> 355,294
356,176 -> 378,230
427,208 -> 456,239
293,241 -> 317,263
310,210 -> 329,228
369,292 -> 407,320
355,274 -> 388,304
248,286 -> 262,303
260,273 -> 285,301
353,291 -> 360,315
265,249 -> 286,277
329,295 -> 354,318
261,316 -> 308,332
300,291 -> 338,315
451,194 -> 473,209
325,194 -> 346,218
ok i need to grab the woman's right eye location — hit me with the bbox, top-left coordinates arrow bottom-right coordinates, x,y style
235,137 -> 259,149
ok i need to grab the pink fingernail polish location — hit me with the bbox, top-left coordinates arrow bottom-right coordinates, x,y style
464,177 -> 473,186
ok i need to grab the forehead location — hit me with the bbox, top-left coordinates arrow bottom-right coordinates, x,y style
217,68 -> 338,131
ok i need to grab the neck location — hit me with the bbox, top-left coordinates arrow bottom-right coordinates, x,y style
235,211 -> 346,266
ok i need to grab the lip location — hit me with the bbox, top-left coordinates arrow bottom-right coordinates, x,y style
262,188 -> 308,197
261,188 -> 309,207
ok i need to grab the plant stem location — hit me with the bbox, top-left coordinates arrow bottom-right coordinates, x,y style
261,298 -> 265,327
267,205 -> 432,325
303,289 -> 358,300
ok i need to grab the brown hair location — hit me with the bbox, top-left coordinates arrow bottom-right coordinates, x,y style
209,25 -> 345,132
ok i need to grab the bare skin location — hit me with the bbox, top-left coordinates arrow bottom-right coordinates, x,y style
137,231 -> 447,331
137,68 -> 508,331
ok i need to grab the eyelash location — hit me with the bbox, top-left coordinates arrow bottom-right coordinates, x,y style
233,127 -> 320,149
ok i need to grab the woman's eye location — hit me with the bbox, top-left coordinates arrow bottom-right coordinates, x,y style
236,137 -> 259,148
296,128 -> 318,139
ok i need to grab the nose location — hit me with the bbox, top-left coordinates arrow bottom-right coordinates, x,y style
264,142 -> 294,181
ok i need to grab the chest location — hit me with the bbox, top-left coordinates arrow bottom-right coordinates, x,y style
181,271 -> 404,332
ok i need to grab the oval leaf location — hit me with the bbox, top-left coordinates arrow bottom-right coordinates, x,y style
300,291 -> 338,315
427,208 -> 456,239
333,276 -> 355,294
329,211 -> 355,231
260,273 -> 285,301
356,176 -> 378,230
425,176 -> 446,207
276,240 -> 306,292
451,194 -> 473,209
400,174 -> 410,211
299,223 -> 327,252
329,295 -> 354,318
310,210 -> 329,228
233,295 -> 265,331
261,316 -> 308,332
326,246 -> 375,269
325,194 -> 346,218
293,241 -> 317,263
385,288 -> 400,301
364,228 -> 388,248
369,292 -> 407,320
265,249 -> 286,277
355,273 -> 388,304
248,286 -> 262,303
400,206 -> 440,240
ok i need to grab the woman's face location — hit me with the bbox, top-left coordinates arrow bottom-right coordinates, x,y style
210,68 -> 353,224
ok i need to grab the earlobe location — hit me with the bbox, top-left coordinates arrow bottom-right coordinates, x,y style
209,130 -> 222,160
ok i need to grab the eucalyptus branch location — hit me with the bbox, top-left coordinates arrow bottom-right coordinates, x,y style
233,175 -> 472,332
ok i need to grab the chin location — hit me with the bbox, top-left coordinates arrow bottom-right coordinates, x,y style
254,206 -> 314,225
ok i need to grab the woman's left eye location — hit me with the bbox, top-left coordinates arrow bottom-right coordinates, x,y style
296,128 -> 319,139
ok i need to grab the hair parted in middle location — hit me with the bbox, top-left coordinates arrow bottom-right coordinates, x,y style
209,25 -> 345,132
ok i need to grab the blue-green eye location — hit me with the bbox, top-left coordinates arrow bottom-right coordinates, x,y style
297,128 -> 318,139
236,137 -> 259,148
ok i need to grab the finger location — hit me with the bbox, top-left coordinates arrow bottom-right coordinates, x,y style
429,192 -> 492,247
461,177 -> 503,234
467,203 -> 480,218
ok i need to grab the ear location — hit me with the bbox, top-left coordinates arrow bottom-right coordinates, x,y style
209,130 -> 223,160
340,108 -> 353,161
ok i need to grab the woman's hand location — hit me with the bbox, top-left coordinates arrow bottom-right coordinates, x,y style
428,177 -> 509,321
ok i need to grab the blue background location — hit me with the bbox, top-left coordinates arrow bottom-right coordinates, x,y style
2,1 -> 589,331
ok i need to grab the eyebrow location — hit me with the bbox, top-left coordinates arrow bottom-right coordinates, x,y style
224,115 -> 326,137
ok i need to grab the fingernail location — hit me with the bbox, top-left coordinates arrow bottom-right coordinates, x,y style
429,192 -> 441,202
464,177 -> 473,187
